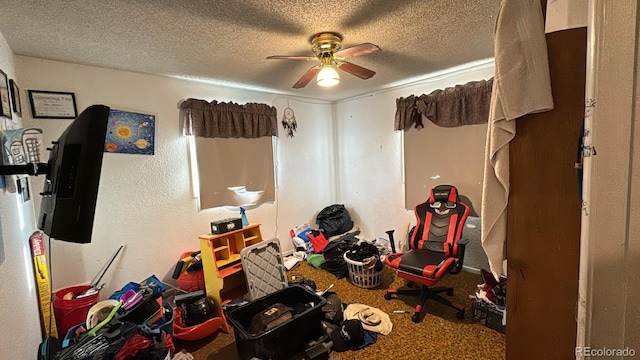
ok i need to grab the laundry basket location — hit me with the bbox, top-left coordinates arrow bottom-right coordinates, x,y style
343,253 -> 382,289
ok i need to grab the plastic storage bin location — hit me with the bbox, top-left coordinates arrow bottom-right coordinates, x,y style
240,238 -> 288,300
226,285 -> 326,360
343,253 -> 382,289
471,299 -> 506,334
172,305 -> 225,341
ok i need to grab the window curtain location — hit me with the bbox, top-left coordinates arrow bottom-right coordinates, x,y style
394,78 -> 493,130
181,98 -> 278,138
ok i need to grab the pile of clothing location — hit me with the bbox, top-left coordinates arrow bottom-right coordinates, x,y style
319,292 -> 393,353
474,269 -> 506,307
290,204 -> 387,279
344,241 -> 384,272
39,276 -> 179,360
290,204 -> 358,256
470,269 -> 507,333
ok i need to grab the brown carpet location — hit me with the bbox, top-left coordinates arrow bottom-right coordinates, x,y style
173,261 -> 505,360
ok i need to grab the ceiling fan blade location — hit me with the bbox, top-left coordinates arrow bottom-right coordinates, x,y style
338,61 -> 376,79
266,55 -> 316,61
335,43 -> 381,59
293,66 -> 320,88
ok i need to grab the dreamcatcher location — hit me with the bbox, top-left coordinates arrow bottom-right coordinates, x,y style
281,100 -> 297,138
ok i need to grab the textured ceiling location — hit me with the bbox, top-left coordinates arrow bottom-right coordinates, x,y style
0,0 -> 500,102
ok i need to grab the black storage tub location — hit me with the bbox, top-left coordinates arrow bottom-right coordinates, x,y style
226,284 -> 326,360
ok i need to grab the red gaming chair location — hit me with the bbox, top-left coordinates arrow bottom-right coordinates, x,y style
384,185 -> 470,323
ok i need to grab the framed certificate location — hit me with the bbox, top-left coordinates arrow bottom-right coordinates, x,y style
0,69 -> 11,119
28,90 -> 78,119
9,79 -> 21,116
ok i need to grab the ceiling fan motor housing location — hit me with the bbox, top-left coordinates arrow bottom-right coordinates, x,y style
311,32 -> 342,57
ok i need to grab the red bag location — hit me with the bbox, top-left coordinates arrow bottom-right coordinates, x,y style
308,232 -> 329,253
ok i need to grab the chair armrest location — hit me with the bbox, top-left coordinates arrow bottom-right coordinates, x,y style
450,238 -> 469,274
457,238 -> 469,256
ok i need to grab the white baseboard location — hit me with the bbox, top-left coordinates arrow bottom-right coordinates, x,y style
462,265 -> 481,274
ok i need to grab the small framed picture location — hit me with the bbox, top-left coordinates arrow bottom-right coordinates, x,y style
28,90 -> 78,119
9,79 -> 21,116
0,69 -> 11,119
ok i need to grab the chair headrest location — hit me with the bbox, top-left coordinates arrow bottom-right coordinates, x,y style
429,185 -> 459,204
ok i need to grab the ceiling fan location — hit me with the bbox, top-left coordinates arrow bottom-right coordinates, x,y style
266,32 -> 381,89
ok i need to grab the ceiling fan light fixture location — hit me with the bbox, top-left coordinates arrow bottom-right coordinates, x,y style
317,65 -> 340,87
267,31 -> 379,89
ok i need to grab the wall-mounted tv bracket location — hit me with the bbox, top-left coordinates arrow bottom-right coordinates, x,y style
0,163 -> 49,176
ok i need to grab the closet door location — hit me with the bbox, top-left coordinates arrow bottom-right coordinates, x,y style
506,26 -> 586,359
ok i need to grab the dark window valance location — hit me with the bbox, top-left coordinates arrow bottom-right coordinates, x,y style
181,98 -> 278,138
394,78 -> 493,131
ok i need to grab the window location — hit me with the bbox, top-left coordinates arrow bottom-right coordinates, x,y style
191,136 -> 275,209
181,98 -> 278,210
403,121 -> 485,213
397,79 -> 492,213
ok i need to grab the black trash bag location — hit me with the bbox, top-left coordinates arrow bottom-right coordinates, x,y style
316,204 -> 354,238
322,246 -> 348,279
321,235 -> 358,279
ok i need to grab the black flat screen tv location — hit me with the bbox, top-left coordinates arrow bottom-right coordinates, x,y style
37,104 -> 111,243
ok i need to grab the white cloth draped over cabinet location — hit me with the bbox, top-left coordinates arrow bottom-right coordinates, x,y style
481,0 -> 554,280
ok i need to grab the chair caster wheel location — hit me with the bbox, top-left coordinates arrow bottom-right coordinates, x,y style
411,313 -> 421,323
384,293 -> 392,300
447,289 -> 454,296
456,310 -> 465,319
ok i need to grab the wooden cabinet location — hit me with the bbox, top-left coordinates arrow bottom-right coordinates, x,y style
506,26 -> 585,358
198,223 -> 263,333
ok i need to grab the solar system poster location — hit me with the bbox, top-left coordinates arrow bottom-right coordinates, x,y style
105,109 -> 155,155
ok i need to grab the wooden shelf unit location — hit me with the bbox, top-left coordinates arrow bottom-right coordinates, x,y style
198,223 -> 264,333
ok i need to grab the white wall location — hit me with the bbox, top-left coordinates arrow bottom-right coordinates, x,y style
0,32 -> 44,353
16,56 -> 335,299
577,0 -> 640,353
